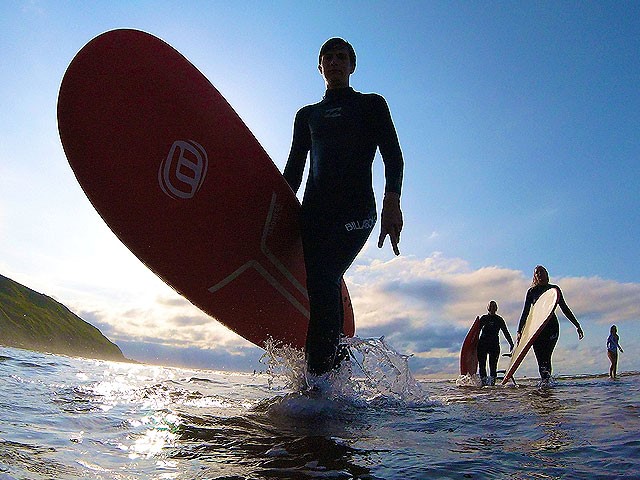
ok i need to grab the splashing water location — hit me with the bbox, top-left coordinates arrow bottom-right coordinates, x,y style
260,336 -> 428,406
455,373 -> 483,387
260,338 -> 308,392
344,336 -> 430,404
455,371 -> 559,389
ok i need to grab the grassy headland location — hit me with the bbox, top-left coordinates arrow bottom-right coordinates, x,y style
0,273 -> 126,361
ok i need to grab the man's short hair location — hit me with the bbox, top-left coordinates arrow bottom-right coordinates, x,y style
319,38 -> 356,69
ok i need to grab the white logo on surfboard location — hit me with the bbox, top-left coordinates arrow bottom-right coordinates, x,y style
159,140 -> 208,199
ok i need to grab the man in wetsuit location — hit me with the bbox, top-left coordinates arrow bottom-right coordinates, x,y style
283,38 -> 404,377
477,301 -> 514,385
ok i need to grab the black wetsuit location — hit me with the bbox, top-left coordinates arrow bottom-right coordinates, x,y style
284,87 -> 403,375
477,314 -> 514,382
517,284 -> 578,379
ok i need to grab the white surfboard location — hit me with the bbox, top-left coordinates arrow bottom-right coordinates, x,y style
501,287 -> 558,385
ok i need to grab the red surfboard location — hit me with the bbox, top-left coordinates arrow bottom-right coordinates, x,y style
57,29 -> 354,349
459,316 -> 481,376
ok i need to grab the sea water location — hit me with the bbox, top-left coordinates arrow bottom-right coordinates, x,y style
0,342 -> 638,480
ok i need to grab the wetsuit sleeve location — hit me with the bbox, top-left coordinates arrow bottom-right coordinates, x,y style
557,288 -> 580,327
283,107 -> 311,194
517,289 -> 533,334
499,316 -> 515,349
373,95 -> 403,195
477,315 -> 487,335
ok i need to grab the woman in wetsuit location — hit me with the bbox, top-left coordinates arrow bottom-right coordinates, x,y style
477,301 -> 514,385
517,265 -> 584,381
607,325 -> 623,379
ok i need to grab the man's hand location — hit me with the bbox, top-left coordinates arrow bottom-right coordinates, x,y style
378,192 -> 403,256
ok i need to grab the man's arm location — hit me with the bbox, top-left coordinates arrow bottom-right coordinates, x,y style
500,317 -> 515,350
283,108 -> 311,194
374,95 -> 404,255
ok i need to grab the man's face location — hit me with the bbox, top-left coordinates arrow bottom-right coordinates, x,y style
318,47 -> 354,89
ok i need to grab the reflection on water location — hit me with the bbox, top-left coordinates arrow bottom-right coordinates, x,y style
173,413 -> 379,479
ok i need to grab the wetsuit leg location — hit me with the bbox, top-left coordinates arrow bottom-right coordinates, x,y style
488,345 -> 500,379
608,350 -> 618,378
301,212 -> 372,376
477,344 -> 488,380
532,318 -> 559,379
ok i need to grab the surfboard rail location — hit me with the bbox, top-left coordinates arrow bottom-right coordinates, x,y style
460,316 -> 481,376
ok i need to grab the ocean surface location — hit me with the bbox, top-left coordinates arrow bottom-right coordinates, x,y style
1,340 -> 638,480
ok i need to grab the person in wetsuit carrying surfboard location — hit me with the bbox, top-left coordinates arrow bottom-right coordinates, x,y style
284,38 -> 404,377
517,265 -> 584,381
477,301 -> 514,386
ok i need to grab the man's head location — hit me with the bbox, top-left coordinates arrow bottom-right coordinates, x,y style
487,300 -> 498,314
318,37 -> 356,89
319,38 -> 356,69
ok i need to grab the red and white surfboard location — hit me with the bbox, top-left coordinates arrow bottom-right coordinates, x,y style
57,29 -> 354,349
501,288 -> 558,384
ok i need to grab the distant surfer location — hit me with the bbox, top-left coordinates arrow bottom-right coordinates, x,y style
517,265 -> 584,381
606,325 -> 623,379
476,301 -> 514,385
284,38 -> 404,377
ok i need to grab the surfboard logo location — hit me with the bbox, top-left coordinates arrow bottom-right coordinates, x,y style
159,140 -> 208,199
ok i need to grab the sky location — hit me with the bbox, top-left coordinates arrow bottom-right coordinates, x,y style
1,1 -> 639,379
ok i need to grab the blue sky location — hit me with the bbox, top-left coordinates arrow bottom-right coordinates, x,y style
1,1 -> 639,378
